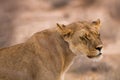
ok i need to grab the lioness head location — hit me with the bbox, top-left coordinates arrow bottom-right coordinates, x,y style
57,19 -> 103,59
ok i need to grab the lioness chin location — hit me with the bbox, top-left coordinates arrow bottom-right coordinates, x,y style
0,19 -> 103,80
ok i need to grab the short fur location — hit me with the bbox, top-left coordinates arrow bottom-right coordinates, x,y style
0,19 -> 103,80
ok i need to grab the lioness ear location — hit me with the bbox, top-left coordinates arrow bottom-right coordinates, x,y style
56,23 -> 73,38
56,23 -> 65,31
92,19 -> 101,30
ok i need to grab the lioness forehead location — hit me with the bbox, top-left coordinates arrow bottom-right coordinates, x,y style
67,21 -> 99,33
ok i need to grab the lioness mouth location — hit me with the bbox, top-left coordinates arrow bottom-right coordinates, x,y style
87,53 -> 102,58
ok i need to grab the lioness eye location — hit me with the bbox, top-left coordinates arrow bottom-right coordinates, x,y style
79,36 -> 88,44
84,36 -> 89,40
79,36 -> 84,40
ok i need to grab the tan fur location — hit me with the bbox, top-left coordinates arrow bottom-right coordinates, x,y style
0,19 -> 103,80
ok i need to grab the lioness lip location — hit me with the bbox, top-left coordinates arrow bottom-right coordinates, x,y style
97,53 -> 102,56
87,53 -> 102,58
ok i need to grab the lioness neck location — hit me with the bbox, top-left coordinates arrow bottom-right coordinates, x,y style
55,31 -> 76,80
53,29 -> 76,72
27,29 -> 76,80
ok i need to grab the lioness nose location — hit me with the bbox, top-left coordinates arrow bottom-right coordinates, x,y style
96,45 -> 103,51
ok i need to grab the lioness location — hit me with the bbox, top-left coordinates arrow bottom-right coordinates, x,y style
0,19 -> 103,80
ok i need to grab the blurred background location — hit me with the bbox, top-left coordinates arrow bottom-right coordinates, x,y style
0,0 -> 120,80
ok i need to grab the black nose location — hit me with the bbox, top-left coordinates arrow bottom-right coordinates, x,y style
96,45 -> 103,51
